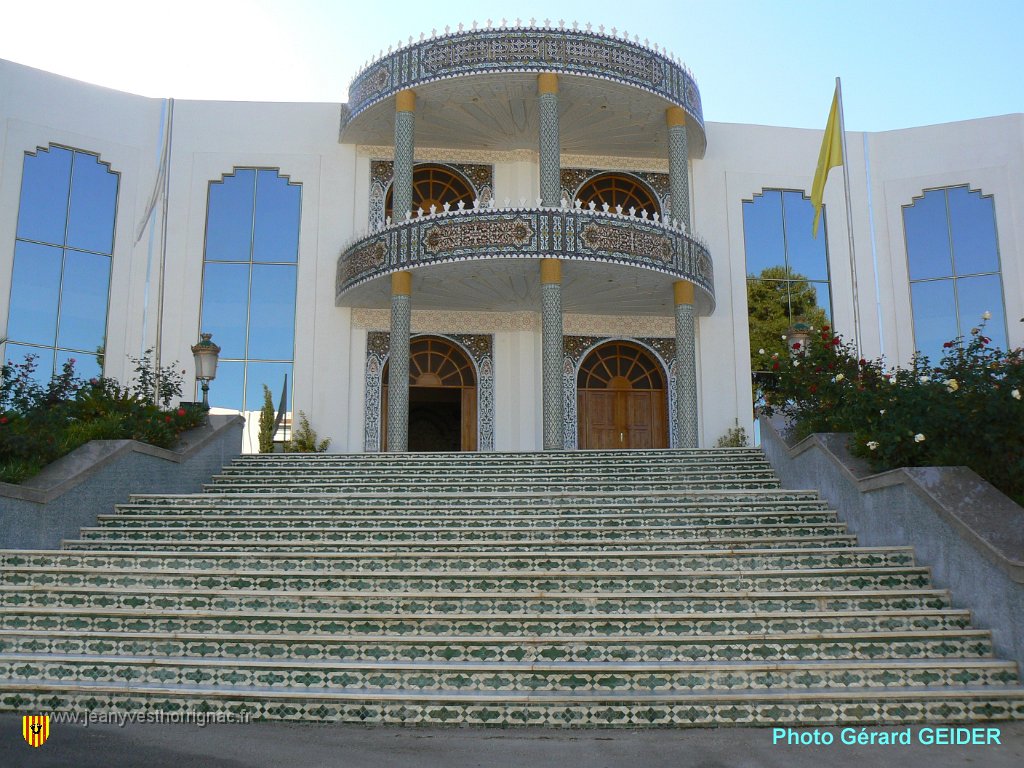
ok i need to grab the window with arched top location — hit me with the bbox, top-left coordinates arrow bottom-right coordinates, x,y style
385,164 -> 476,219
199,168 -> 301,411
575,173 -> 660,217
903,185 -> 1006,361
5,145 -> 119,382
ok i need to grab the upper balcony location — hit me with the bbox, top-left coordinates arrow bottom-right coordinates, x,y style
336,203 -> 715,316
339,23 -> 705,159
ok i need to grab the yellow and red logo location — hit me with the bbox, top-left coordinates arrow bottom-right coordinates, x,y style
22,715 -> 50,747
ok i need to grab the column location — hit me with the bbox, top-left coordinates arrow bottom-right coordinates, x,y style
541,259 -> 563,451
538,73 -> 560,207
393,89 -> 416,220
387,271 -> 412,452
674,281 -> 699,449
666,107 -> 691,231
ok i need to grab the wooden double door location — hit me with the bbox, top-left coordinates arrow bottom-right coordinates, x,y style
577,342 -> 668,450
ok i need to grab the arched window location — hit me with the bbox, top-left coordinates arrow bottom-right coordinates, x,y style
903,185 -> 1006,361
575,173 -> 660,217
385,164 -> 475,220
742,189 -> 832,371
5,145 -> 118,381
199,168 -> 300,411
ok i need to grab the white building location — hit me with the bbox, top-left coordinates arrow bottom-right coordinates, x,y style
1,28 -> 1021,453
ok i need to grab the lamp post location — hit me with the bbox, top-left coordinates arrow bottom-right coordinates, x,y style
191,332 -> 220,409
785,322 -> 813,356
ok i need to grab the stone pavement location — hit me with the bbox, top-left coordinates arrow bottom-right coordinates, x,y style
2,717 -> 1023,768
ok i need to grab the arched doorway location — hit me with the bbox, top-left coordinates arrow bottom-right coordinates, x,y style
575,172 -> 661,217
382,336 -> 477,451
385,164 -> 476,220
577,341 -> 668,449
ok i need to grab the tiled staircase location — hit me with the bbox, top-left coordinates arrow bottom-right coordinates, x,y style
2,449 -> 1022,726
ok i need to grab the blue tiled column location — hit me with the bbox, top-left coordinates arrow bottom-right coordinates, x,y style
666,107 -> 690,231
387,271 -> 412,452
674,281 -> 699,448
538,73 -> 560,207
541,259 -> 564,451
393,89 -> 416,220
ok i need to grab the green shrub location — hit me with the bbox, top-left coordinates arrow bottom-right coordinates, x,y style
284,411 -> 330,453
757,318 -> 1024,505
715,426 -> 749,448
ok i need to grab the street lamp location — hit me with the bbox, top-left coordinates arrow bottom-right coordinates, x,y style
785,322 -> 813,356
191,332 -> 221,409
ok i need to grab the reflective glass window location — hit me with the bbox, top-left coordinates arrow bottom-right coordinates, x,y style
903,185 -> 1006,361
199,168 -> 300,411
743,189 -> 833,374
4,146 -> 118,376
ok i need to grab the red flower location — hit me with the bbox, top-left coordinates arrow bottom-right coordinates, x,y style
943,341 -> 954,348
808,385 -> 818,394
831,337 -> 841,346
859,359 -> 867,366
0,416 -> 7,425
981,336 -> 990,345
792,342 -> 801,350
165,415 -> 171,423
822,325 -> 830,332
176,408 -> 186,417
772,362 -> 780,371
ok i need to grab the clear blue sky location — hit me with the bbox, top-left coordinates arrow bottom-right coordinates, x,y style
1,0 -> 1020,131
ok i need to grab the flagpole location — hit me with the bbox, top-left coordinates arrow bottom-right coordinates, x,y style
835,77 -> 861,357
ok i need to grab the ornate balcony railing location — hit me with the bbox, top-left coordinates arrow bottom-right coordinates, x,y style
336,204 -> 715,311
342,25 -> 703,136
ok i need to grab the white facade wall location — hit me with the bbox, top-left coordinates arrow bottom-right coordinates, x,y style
2,60 -> 1021,452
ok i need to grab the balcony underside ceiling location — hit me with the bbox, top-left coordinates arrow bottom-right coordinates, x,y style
341,73 -> 705,159
337,258 -> 705,316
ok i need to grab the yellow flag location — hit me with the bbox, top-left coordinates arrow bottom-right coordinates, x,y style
811,87 -> 843,238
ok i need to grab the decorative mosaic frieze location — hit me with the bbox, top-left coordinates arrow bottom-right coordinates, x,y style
369,161 -> 494,231
562,336 -> 678,449
343,28 -> 704,137
339,207 -> 714,310
364,332 -> 494,452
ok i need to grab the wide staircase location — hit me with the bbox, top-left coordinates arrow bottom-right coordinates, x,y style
1,449 -> 1022,726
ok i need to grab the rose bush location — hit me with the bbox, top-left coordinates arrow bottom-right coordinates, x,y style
757,319 -> 1024,505
0,355 -> 206,483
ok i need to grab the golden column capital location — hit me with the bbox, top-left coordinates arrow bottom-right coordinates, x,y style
391,271 -> 412,296
674,280 -> 695,306
666,106 -> 687,128
537,73 -> 559,95
395,89 -> 416,113
540,258 -> 562,285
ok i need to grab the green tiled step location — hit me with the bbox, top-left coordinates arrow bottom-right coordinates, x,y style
0,608 -> 973,637
5,683 -> 1021,726
0,586 -> 953,615
1,548 -> 916,574
0,628 -> 995,662
120,489 -> 823,510
100,510 -> 839,529
80,522 -> 850,543
226,448 -> 767,464
213,467 -> 775,483
61,536 -> 858,553
218,457 -> 773,472
0,565 -> 934,593
204,477 -> 782,495
3,656 -> 1015,693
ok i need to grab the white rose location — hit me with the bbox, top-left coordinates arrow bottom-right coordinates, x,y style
1012,389 -> 1022,400
866,441 -> 879,450
982,311 -> 992,320
914,433 -> 926,443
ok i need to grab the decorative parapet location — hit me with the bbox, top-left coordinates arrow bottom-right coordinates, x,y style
336,204 -> 715,312
342,25 -> 703,138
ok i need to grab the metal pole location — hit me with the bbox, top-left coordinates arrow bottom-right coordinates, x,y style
835,77 -> 861,357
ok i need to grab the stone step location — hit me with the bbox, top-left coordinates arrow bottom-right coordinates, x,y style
0,628 -> 995,662
0,607 -> 974,637
61,536 -> 858,553
4,681 -> 1020,726
226,448 -> 768,464
120,488 -> 823,508
82,522 -> 849,540
3,655 -> 1016,693
0,586 -> 954,615
0,565 -> 934,593
213,466 -> 774,481
203,476 -> 782,494
1,548 -> 917,574
101,510 -> 839,528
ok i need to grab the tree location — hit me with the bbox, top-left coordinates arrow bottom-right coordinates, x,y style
747,265 -> 829,372
258,385 -> 275,453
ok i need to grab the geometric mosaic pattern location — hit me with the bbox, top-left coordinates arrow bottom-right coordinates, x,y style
2,449 -> 1023,725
